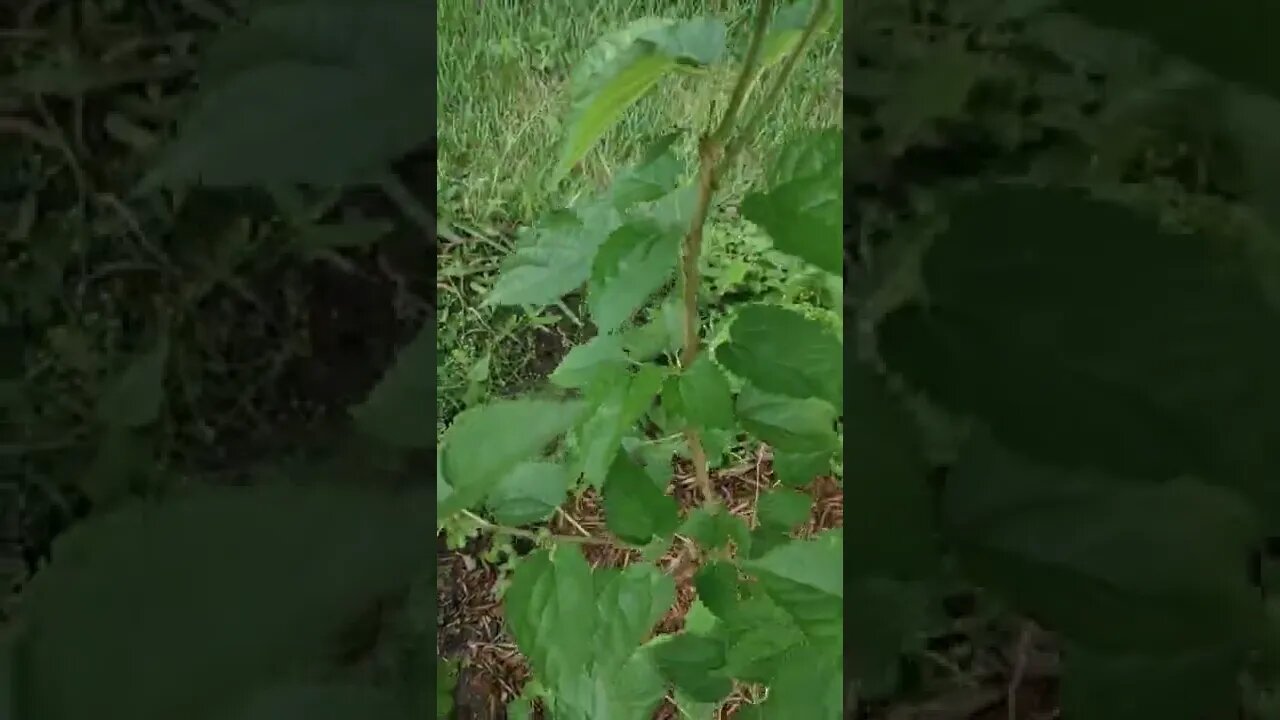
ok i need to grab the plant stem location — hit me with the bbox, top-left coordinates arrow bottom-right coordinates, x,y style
724,0 -> 833,168
677,1 -> 783,508
461,509 -> 631,549
710,0 -> 776,145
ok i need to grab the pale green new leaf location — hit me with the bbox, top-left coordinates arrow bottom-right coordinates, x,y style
350,324 -> 431,449
504,546 -> 597,690
603,453 -> 680,544
588,219 -> 682,333
11,483 -> 431,720
485,461 -> 572,527
716,304 -> 842,408
758,1 -> 836,69
557,18 -> 726,177
438,399 -> 587,521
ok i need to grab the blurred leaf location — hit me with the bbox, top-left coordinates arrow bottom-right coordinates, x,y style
97,336 -> 169,429
12,483 -> 431,720
945,435 -> 1263,654
878,185 -> 1280,530
351,325 -> 431,449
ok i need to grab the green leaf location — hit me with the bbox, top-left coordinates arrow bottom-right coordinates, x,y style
877,185 -> 1280,529
766,125 -> 841,189
745,526 -> 789,560
718,592 -> 806,683
735,385 -> 838,455
593,563 -> 676,671
12,483 -> 431,720
504,546 -> 597,689
845,359 -> 937,579
486,203 -> 623,308
603,453 -> 680,544
507,697 -> 533,720
556,18 -> 726,178
738,642 -> 841,719
672,356 -> 735,431
642,18 -> 728,65
1060,642 -> 1243,720
485,461 -> 572,527
693,562 -> 741,619
741,129 -> 842,274
716,304 -> 841,408
225,682 -> 405,720
588,219 -> 682,333
771,450 -> 830,488
1060,0 -> 1280,99
550,334 -> 630,390
945,436 -> 1263,654
550,643 -> 668,720
611,133 -> 685,207
742,529 -> 843,643
140,1 -> 428,189
756,490 -> 811,533
350,324 -> 431,449
578,365 -> 666,489
678,506 -> 750,553
651,634 -> 733,704
96,336 -> 168,429
758,1 -> 836,69
439,399 -> 587,521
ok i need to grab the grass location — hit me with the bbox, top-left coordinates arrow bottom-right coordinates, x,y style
435,0 -> 844,428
